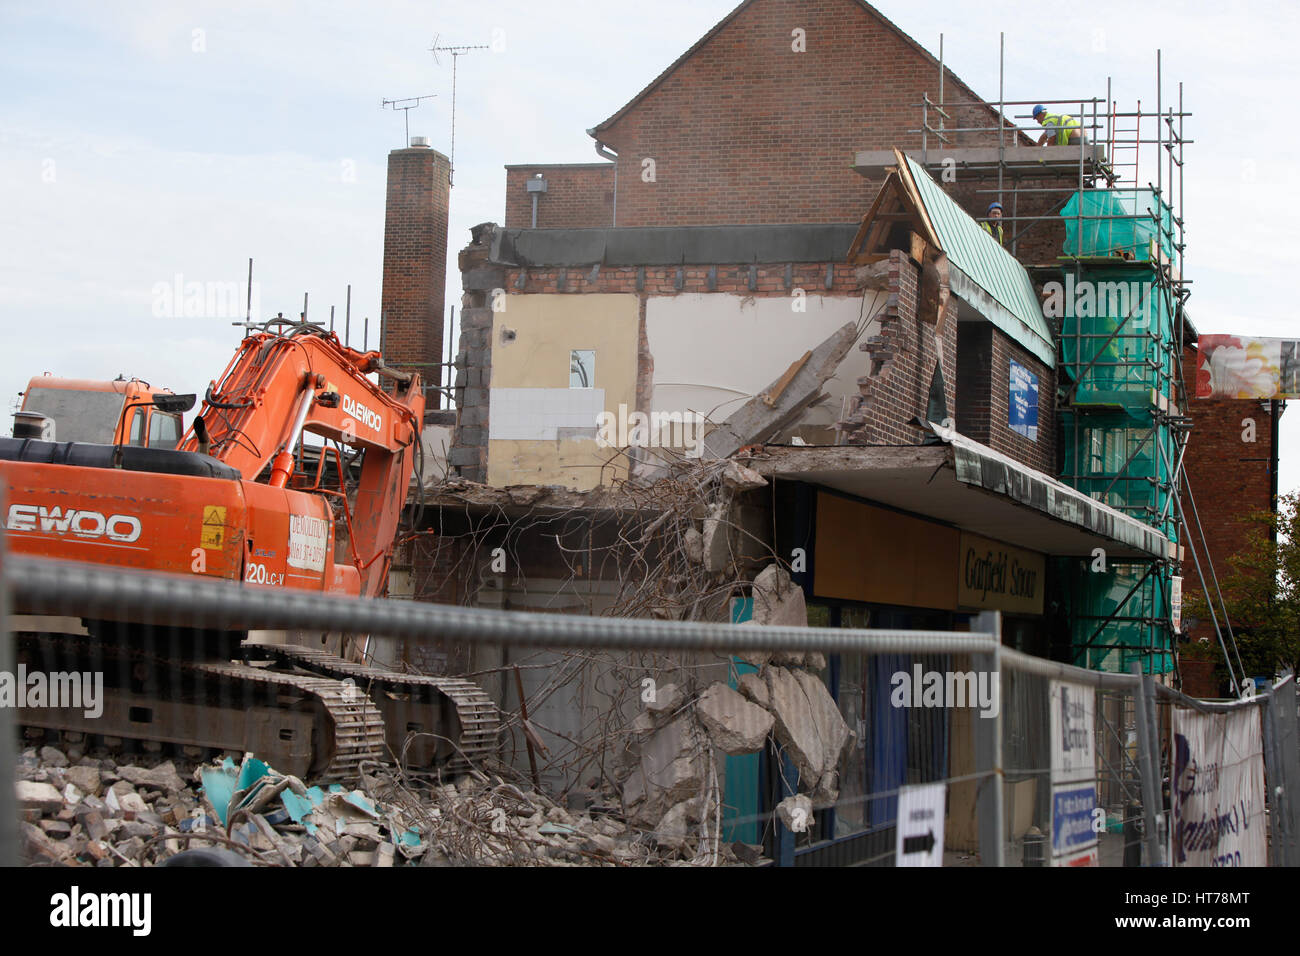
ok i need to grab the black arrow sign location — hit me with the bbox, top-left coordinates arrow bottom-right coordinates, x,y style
903,831 -> 936,855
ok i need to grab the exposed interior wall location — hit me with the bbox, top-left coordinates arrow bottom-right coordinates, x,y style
487,293 -> 640,489
646,292 -> 885,441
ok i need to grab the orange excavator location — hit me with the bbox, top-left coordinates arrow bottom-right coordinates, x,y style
1,318 -> 497,780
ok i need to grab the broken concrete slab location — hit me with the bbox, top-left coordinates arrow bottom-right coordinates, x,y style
683,527 -> 704,565
39,746 -> 69,768
749,562 -> 811,666
702,502 -> 731,572
622,715 -> 707,825
721,460 -> 768,492
751,563 -> 808,629
737,672 -> 770,709
696,682 -> 774,755
645,682 -> 681,717
703,321 -> 858,459
20,821 -> 72,863
117,762 -> 187,793
765,666 -> 852,786
65,765 -> 102,797
17,780 -> 64,815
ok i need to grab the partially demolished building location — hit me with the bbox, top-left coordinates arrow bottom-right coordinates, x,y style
371,0 -> 1271,862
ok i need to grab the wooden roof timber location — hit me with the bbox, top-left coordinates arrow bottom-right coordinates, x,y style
845,150 -> 943,263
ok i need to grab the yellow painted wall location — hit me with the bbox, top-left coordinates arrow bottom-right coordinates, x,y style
488,294 -> 639,489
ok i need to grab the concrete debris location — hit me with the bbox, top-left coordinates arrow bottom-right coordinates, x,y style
683,527 -> 704,565
776,794 -> 814,832
644,682 -> 681,717
17,780 -> 65,816
720,460 -> 768,492
117,762 -> 187,794
695,682 -> 774,755
745,562 -> 826,669
736,672 -> 770,709
701,502 -> 731,572
622,716 -> 707,827
765,666 -> 853,786
13,743 -> 757,867
64,766 -> 102,797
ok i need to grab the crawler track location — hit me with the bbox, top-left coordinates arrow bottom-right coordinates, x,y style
244,640 -> 500,774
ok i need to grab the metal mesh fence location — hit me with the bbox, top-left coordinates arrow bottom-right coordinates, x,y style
2,547 -> 1295,868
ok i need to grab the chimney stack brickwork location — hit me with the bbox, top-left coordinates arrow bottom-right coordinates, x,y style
381,145 -> 451,405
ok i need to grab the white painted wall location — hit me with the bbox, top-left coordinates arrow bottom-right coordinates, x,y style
645,292 -> 886,432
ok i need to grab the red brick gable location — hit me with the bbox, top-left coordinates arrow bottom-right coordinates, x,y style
585,0 -> 1014,226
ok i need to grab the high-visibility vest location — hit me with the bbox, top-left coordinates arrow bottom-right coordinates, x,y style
1043,113 -> 1077,146
981,220 -> 1004,245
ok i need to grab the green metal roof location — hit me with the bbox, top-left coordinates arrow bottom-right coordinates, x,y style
904,155 -> 1056,365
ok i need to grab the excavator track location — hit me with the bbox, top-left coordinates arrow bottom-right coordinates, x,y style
244,640 -> 500,774
191,661 -> 388,782
14,628 -> 388,784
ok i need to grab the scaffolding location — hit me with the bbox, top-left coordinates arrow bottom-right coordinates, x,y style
906,47 -> 1241,685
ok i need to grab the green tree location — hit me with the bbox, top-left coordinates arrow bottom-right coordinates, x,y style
1186,492 -> 1300,682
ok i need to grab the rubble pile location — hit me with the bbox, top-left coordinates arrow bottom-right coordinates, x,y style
14,743 -> 758,867
618,562 -> 855,842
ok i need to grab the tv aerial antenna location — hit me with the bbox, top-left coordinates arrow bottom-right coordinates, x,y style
431,34 -> 490,184
381,93 -> 437,148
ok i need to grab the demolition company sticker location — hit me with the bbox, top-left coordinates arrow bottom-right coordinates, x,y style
287,513 -> 328,571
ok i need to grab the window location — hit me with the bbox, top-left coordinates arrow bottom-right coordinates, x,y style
21,388 -> 125,444
127,409 -> 146,446
569,350 -> 594,388
149,411 -> 182,448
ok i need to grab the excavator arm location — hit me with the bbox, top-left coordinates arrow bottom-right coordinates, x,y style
181,322 -> 425,598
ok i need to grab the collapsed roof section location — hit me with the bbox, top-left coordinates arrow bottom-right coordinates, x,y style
847,149 -> 1055,365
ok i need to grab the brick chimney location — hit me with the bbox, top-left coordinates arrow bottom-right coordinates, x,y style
380,140 -> 451,406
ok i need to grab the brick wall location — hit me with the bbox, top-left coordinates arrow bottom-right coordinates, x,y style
956,322 -> 1057,474
501,261 -> 862,296
381,145 -> 451,404
504,164 -> 615,229
841,249 -> 957,445
591,0 -> 1008,227
1179,347 -> 1279,634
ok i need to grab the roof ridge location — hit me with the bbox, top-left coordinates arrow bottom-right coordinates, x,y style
590,0 -> 1020,141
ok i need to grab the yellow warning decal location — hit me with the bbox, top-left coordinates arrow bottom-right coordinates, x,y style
201,505 -> 227,550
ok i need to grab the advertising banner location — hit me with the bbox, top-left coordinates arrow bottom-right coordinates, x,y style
1196,335 -> 1300,399
1049,681 -> 1098,866
1171,707 -> 1266,866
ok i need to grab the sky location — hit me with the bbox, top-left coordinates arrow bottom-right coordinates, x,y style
1,0 -> 1296,498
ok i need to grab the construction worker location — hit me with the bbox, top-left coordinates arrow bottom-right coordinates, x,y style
1033,105 -> 1081,147
981,202 -> 1004,245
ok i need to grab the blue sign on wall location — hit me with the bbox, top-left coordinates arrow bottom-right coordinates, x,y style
1009,359 -> 1039,441
1052,784 -> 1098,854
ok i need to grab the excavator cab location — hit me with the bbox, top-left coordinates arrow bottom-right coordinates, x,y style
17,374 -> 189,448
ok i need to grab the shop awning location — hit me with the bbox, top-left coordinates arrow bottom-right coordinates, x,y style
749,429 -> 1171,560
